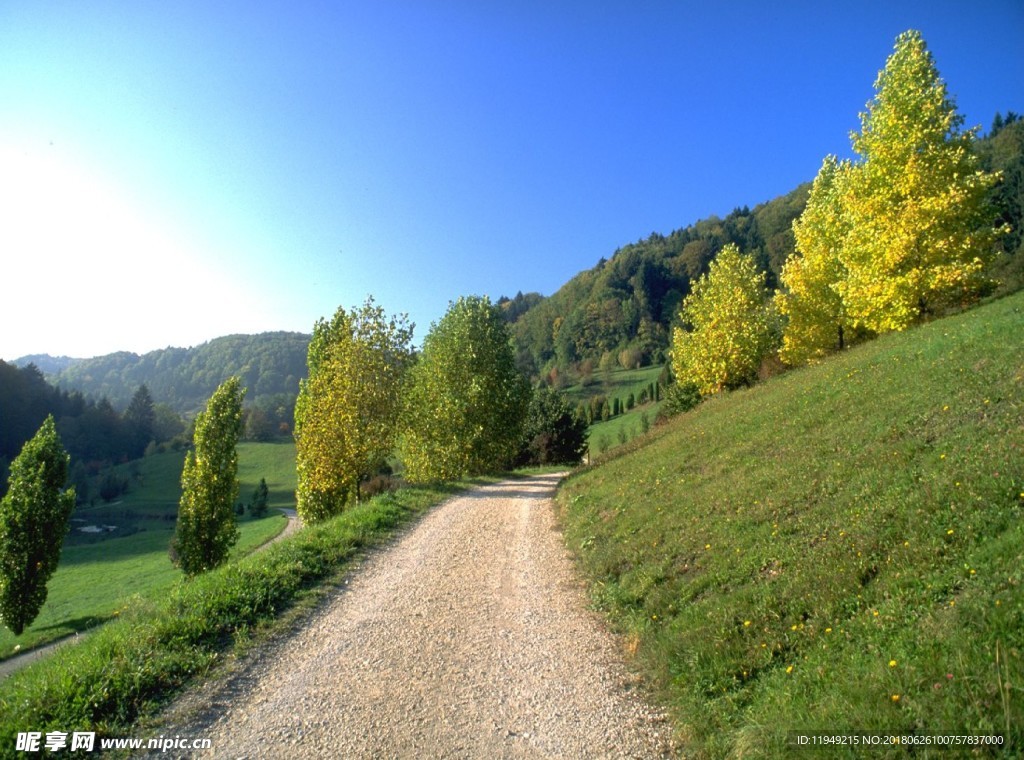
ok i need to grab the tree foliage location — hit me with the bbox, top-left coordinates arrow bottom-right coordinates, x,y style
516,387 -> 588,467
777,155 -> 861,365
171,377 -> 245,576
838,30 -> 1002,332
401,296 -> 530,482
294,298 -> 413,522
671,244 -> 775,396
0,416 -> 76,635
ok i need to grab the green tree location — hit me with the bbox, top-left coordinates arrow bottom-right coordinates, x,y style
671,244 -> 775,396
249,477 -> 269,518
0,416 -> 76,635
294,298 -> 413,522
171,377 -> 245,576
124,384 -> 156,457
400,296 -> 530,482
516,387 -> 588,466
839,30 -> 1002,332
776,155 -> 861,365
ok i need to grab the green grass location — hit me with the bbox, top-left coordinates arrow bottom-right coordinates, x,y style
561,364 -> 662,408
558,292 -> 1024,758
0,443 -> 296,661
0,478 -> 482,755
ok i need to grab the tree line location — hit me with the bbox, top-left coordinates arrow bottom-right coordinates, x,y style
0,362 -> 183,500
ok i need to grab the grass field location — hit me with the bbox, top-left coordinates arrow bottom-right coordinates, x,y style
558,292 -> 1024,757
0,443 -> 297,661
559,365 -> 664,459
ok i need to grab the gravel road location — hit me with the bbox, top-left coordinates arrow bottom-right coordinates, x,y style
153,474 -> 676,758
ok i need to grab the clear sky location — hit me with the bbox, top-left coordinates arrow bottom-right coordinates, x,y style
1,1 -> 1022,360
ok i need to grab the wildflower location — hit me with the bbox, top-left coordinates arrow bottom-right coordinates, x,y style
825,627 -> 832,634
889,660 -> 897,668
891,694 -> 900,702
744,620 -> 751,627
947,529 -> 954,535
786,665 -> 794,674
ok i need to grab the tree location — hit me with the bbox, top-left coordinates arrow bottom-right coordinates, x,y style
171,377 -> 245,576
516,387 -> 588,467
249,477 -> 269,518
294,298 -> 413,522
124,384 -> 156,457
776,155 -> 861,365
838,30 -> 1002,332
671,244 -> 774,396
400,296 -> 531,482
0,416 -> 76,635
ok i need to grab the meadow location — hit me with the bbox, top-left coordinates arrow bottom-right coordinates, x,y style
558,291 -> 1023,757
0,442 -> 297,661
560,365 -> 664,458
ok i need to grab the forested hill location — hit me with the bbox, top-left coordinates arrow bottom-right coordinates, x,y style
28,331 -> 310,417
504,116 -> 1024,382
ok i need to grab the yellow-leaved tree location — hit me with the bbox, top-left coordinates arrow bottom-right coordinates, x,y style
672,244 -> 775,396
776,155 -> 861,365
839,30 -> 1002,332
294,298 -> 413,522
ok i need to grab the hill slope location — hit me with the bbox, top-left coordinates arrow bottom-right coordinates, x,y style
43,331 -> 310,416
557,292 -> 1023,757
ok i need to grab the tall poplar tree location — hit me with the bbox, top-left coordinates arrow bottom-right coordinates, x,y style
294,298 -> 413,522
776,155 -> 860,365
171,377 -> 245,576
400,296 -> 530,482
0,416 -> 76,635
671,244 -> 774,396
838,30 -> 1001,332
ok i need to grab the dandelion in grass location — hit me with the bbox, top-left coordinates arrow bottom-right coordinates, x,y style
891,694 -> 900,702
889,659 -> 897,668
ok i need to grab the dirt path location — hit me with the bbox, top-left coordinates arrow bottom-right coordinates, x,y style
154,474 -> 675,758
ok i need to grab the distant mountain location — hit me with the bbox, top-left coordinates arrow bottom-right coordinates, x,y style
46,332 -> 310,417
12,354 -> 82,375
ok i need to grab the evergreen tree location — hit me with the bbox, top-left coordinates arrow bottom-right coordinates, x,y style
0,416 -> 76,635
124,384 -> 156,457
171,377 -> 245,576
249,477 -> 270,518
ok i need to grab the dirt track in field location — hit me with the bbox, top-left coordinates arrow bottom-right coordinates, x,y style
153,474 -> 676,758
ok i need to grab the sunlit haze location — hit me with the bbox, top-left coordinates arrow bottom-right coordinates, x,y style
1,1 -> 1021,360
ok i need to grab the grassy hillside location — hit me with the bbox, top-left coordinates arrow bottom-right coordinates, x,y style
0,443 -> 297,661
558,292 -> 1023,757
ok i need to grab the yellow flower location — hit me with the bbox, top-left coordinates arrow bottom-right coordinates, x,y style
889,659 -> 897,668
891,694 -> 900,702
744,620 -> 751,627
947,529 -> 954,535
825,627 -> 832,634
786,665 -> 794,674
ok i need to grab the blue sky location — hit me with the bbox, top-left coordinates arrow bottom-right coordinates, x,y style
1,1 -> 1021,359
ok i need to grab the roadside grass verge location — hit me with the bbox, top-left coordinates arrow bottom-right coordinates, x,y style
0,479 -> 477,750
557,292 -> 1024,758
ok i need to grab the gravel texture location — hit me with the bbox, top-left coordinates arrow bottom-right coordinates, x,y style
152,474 -> 676,758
